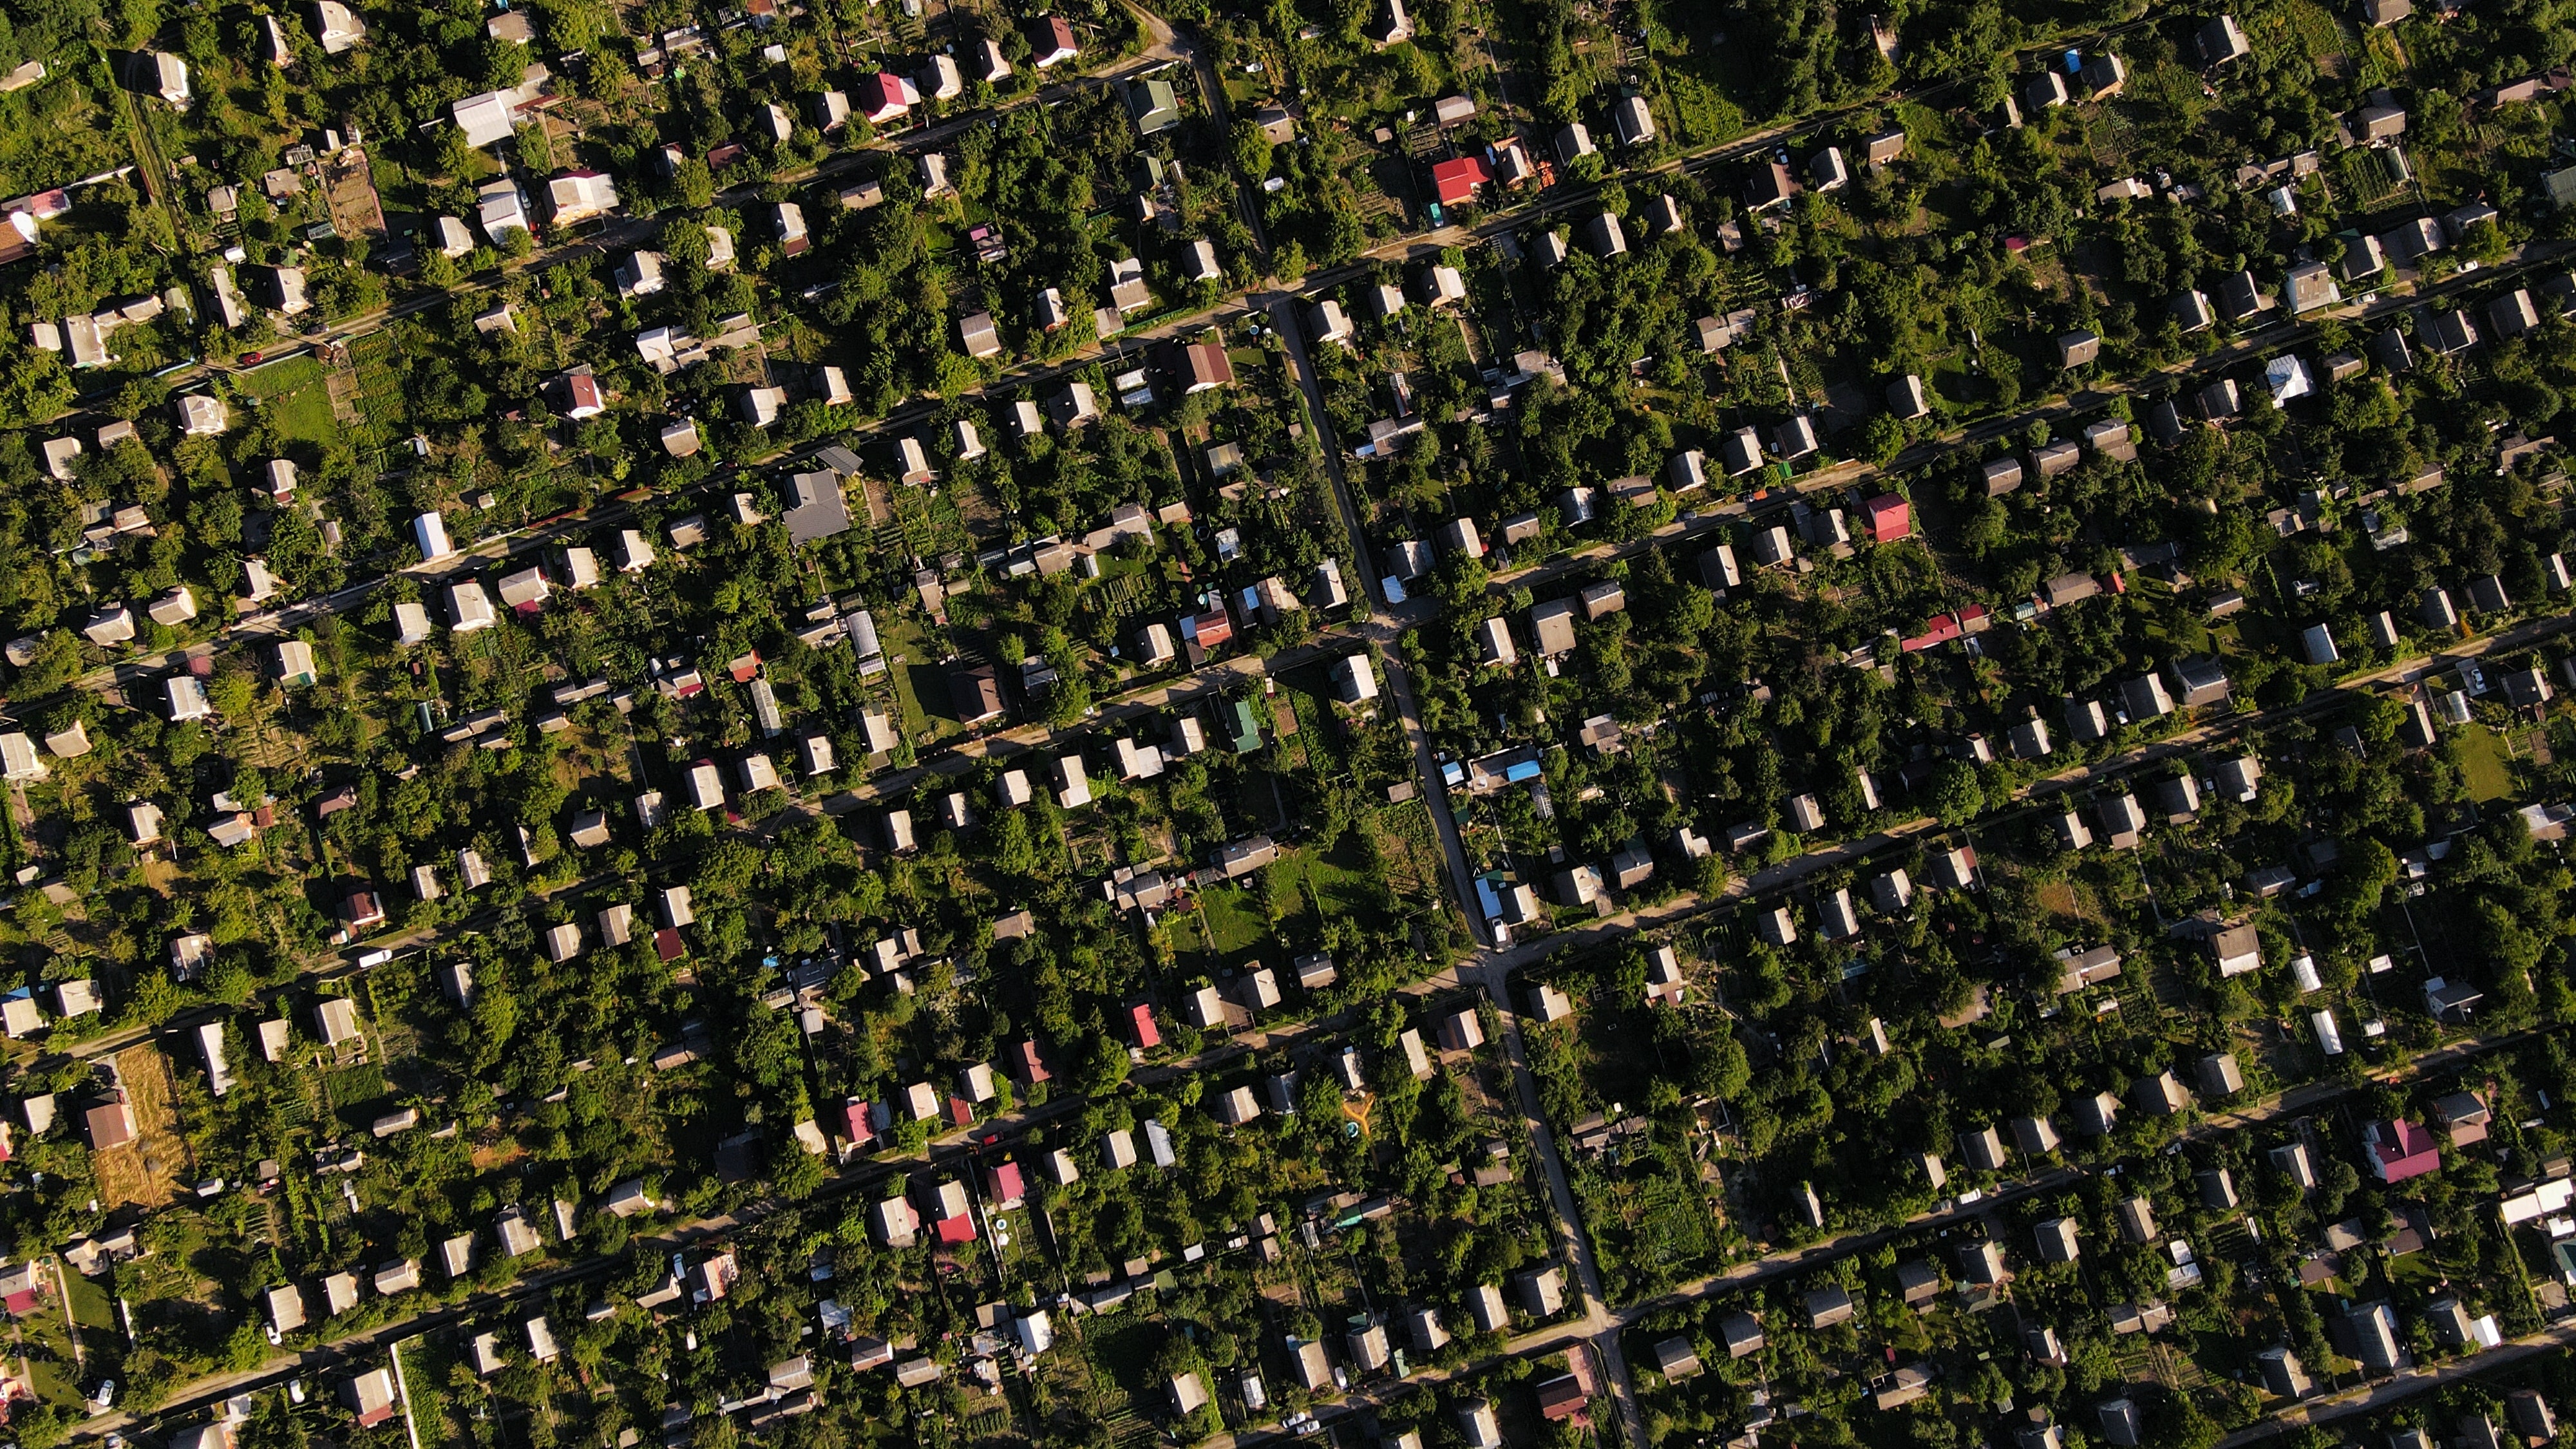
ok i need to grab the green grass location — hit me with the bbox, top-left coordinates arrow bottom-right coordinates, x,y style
235,354 -> 325,400
882,615 -> 956,753
1193,883 -> 1267,958
2454,723 -> 2515,802
1269,841 -> 1390,933
238,356 -> 342,448
62,1269 -> 113,1332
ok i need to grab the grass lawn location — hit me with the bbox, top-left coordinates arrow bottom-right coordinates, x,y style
884,614 -> 961,755
62,1270 -> 113,1332
1194,883 -> 1268,959
1269,841 -> 1388,933
21,1305 -> 80,1404
236,355 -> 341,448
2454,723 -> 2515,802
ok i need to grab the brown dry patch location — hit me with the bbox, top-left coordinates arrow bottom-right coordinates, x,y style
93,1045 -> 192,1209
2034,880 -> 2083,918
320,146 -> 388,240
470,1139 -> 528,1173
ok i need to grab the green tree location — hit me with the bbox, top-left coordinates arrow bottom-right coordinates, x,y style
1928,760 -> 1984,824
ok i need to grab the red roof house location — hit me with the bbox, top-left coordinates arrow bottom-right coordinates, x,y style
857,71 -> 916,124
562,372 -> 605,419
1900,614 -> 1964,653
842,1099 -> 874,1148
653,927 -> 685,963
1188,606 -> 1234,650
988,1159 -> 1026,1207
1126,1001 -> 1161,1050
1535,1375 -> 1590,1423
2367,1118 -> 2440,1182
1031,15 -> 1079,67
1862,493 -> 1912,542
1430,154 -> 1492,207
1014,1039 -> 1051,1084
947,1095 -> 974,1127
934,1211 -> 978,1245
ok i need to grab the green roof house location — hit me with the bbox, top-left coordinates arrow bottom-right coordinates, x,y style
1224,699 -> 1262,753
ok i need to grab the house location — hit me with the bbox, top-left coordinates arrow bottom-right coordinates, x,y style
1819,888 -> 1861,940
2034,1217 -> 2081,1263
1769,140 -> 1836,204
2170,655 -> 2231,706
2198,13 -> 2249,62
2258,1347 -> 2311,1397
2435,1090 -> 2490,1144
2366,1117 -> 2440,1182
1030,16 -> 1080,66
2053,946 -> 2122,994
1719,426 -> 1766,477
176,393 -> 228,435
2345,1300 -> 2401,1372
1331,654 -> 1378,704
62,1082 -> 134,1151
2011,1114 -> 2060,1155
1863,494 -> 1911,541
2286,261 -> 2338,313
2208,923 -> 2262,978
127,49 -> 189,107
2057,330 -> 2100,368
2507,1391 -> 2557,1443
2072,1090 -> 2121,1137
255,265 -> 310,315
1516,1265 -> 1564,1316
1431,154 -> 1490,206
2084,419 -> 2138,461
1611,93 -> 1656,146
545,171 -> 618,227
1889,374 -> 1930,418
167,675 -> 213,722
341,1367 -> 398,1427
1129,76 -> 1181,135
475,180 -> 531,241
313,1 -> 366,52
1651,1337 -> 1702,1381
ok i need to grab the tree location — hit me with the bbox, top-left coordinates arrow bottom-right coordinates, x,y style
1928,760 -> 1984,824
673,158 -> 715,211
773,1144 -> 826,1199
1079,1032 -> 1131,1092
1229,118 -> 1273,180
